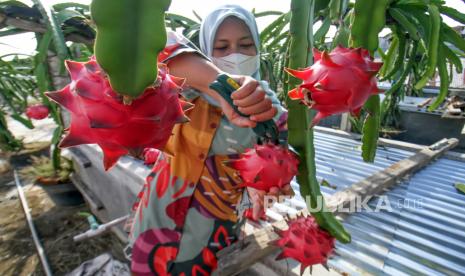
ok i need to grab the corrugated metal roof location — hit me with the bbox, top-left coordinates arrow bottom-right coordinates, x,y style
71,126 -> 465,275
263,131 -> 414,223
313,132 -> 414,195
330,157 -> 465,276
265,131 -> 465,275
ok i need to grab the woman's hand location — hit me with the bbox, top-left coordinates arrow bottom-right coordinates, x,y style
231,76 -> 278,123
246,184 -> 294,221
215,75 -> 278,128
166,53 -> 276,128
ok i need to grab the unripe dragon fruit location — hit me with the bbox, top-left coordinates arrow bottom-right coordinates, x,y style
275,215 -> 335,275
46,57 -> 192,170
26,104 -> 49,120
286,46 -> 383,126
229,143 -> 299,192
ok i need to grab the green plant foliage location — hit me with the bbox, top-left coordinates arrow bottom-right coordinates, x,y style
19,155 -> 73,183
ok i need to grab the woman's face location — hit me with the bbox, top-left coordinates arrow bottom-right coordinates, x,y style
212,16 -> 257,58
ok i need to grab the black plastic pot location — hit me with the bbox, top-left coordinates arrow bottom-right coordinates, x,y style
397,97 -> 465,151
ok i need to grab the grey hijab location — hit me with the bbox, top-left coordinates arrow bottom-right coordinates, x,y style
199,4 -> 261,80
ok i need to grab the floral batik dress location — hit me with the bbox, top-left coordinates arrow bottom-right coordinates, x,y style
126,32 -> 287,276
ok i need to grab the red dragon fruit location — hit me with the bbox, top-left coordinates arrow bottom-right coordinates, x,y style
275,215 -> 335,275
243,207 -> 266,222
143,148 -> 160,165
229,143 -> 299,192
26,104 -> 49,120
286,46 -> 383,126
46,57 -> 193,170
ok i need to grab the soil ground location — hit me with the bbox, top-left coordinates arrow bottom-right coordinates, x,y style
0,129 -> 127,275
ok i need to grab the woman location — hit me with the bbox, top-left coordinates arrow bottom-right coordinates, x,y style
127,5 -> 290,275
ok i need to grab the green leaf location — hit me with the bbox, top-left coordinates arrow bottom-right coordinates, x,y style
31,0 -> 70,65
0,111 -> 22,151
439,5 -> 465,25
266,31 -> 289,50
0,0 -> 29,8
321,179 -> 337,189
315,0 -> 331,14
362,95 -> 380,163
442,40 -> 463,73
385,41 -> 418,96
35,30 -> 53,62
392,0 -> 428,10
10,114 -> 34,129
455,183 -> 465,195
350,0 -> 389,52
165,12 -> 199,26
442,22 -> 465,54
192,10 -> 202,22
331,22 -> 350,48
314,17 -> 331,43
388,8 -> 420,41
55,9 -> 86,24
51,125 -> 63,145
413,4 -> 440,90
34,31 -> 53,95
428,44 -> 449,111
51,142 -> 61,171
382,28 -> 407,81
379,35 -> 399,78
329,0 -> 341,22
260,12 -> 291,45
91,0 -> 171,98
253,10 -> 283,18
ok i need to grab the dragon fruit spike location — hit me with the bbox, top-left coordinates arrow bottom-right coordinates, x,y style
320,51 -> 340,67
46,57 -> 190,170
65,60 -> 84,80
181,101 -> 195,112
286,46 -> 383,126
169,75 -> 186,87
275,215 -> 335,276
284,67 -> 313,80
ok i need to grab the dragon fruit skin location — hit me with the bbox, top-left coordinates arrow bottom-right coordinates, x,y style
143,148 -> 160,165
46,57 -> 192,170
26,104 -> 49,120
286,46 -> 383,126
229,143 -> 299,193
275,215 -> 335,275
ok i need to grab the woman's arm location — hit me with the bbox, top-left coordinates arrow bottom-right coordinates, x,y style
166,53 -> 222,102
166,52 -> 277,128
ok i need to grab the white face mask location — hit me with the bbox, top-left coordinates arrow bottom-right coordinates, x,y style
211,53 -> 259,76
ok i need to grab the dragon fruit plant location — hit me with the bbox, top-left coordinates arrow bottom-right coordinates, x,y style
273,0 -> 394,271
90,0 -> 172,100
229,143 -> 299,193
275,215 -> 335,275
286,46 -> 383,126
44,0 -> 192,170
46,59 -> 191,170
25,104 -> 49,120
267,0 -> 352,272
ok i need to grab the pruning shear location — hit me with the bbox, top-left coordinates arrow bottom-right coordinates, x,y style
209,74 -> 280,144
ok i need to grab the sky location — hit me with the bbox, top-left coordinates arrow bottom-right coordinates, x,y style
0,0 -> 464,56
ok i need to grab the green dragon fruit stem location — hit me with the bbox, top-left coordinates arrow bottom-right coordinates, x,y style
286,0 -> 350,243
